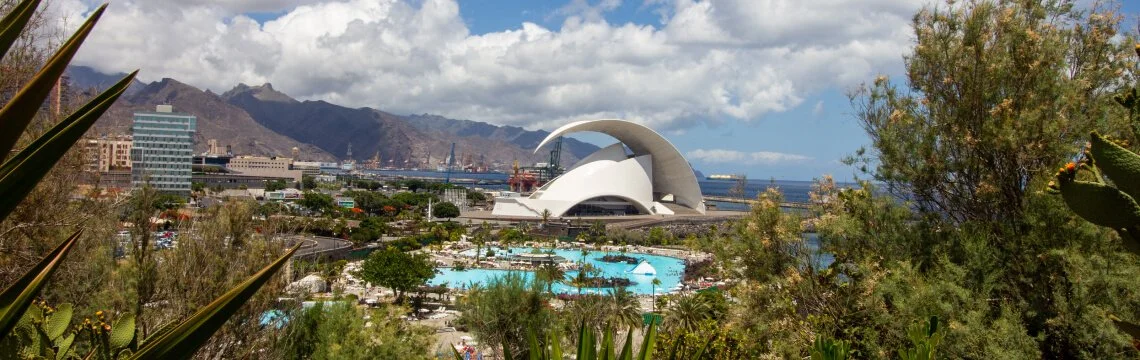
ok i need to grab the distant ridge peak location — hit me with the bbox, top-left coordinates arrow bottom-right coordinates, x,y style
221,82 -> 296,103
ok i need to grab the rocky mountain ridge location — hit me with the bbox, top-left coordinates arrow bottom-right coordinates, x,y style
75,66 -> 601,168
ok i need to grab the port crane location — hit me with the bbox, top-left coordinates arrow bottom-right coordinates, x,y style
444,142 -> 456,183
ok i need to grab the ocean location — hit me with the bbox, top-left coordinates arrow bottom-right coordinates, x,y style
360,169 -> 836,211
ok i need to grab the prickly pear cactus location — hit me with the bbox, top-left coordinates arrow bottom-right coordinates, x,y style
0,301 -> 137,360
1048,132 -> 1140,254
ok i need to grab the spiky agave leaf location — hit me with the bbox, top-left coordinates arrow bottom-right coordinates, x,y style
527,327 -> 543,360
0,230 -> 82,338
503,338 -> 514,360
600,327 -> 614,360
0,70 -> 137,222
0,3 -> 107,161
0,0 -> 43,61
128,244 -> 300,360
636,323 -> 657,360
617,327 -> 633,360
548,325 -> 562,360
576,322 -> 595,360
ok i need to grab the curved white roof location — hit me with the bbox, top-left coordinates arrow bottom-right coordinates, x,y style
536,119 -> 705,214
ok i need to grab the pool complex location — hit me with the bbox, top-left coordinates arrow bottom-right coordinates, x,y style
428,247 -> 686,295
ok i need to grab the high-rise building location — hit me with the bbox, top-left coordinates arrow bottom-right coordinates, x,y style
131,105 -> 196,195
84,135 -> 132,172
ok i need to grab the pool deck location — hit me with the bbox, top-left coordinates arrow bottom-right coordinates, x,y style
422,243 -> 711,272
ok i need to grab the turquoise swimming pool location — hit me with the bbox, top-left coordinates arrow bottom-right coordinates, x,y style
428,247 -> 686,295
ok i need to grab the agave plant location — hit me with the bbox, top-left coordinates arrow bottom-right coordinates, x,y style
0,0 -> 299,359
452,322 -> 667,360
898,316 -> 944,360
810,336 -> 850,360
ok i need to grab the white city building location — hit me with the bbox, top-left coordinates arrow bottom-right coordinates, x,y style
492,119 -> 705,218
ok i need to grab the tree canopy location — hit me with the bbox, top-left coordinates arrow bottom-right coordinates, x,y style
355,248 -> 435,302
432,201 -> 460,220
297,192 -> 336,213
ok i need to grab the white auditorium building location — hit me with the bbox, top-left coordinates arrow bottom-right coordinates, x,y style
492,119 -> 706,218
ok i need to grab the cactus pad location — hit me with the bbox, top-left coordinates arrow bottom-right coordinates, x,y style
1059,179 -> 1140,228
1090,132 -> 1140,200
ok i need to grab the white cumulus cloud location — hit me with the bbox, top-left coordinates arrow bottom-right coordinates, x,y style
56,0 -> 922,131
686,149 -> 811,165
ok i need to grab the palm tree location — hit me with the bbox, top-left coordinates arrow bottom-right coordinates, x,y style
574,262 -> 597,295
541,208 -> 552,225
607,286 -> 642,329
472,223 -> 489,263
665,293 -> 711,333
534,263 -> 565,294
651,277 -> 662,312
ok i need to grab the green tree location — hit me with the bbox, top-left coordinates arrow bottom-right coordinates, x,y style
541,208 -> 552,225
152,193 -> 186,210
849,0 -> 1128,225
534,263 -> 565,295
301,175 -> 316,190
349,216 -> 388,245
265,179 -> 287,191
344,190 -> 389,215
457,272 -> 552,359
650,278 -> 661,312
274,302 -> 433,360
467,189 -> 487,203
297,191 -> 335,213
432,201 -> 460,220
840,1 -> 1140,357
355,248 -> 435,303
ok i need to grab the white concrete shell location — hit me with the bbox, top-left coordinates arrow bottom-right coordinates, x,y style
491,119 -> 705,217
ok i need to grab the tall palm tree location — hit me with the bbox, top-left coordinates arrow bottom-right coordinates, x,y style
665,293 -> 712,333
651,277 -> 662,312
607,286 -> 642,329
535,263 -> 565,294
573,263 -> 597,295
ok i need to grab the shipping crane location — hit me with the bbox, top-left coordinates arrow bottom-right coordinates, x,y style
444,142 -> 456,183
546,136 -> 564,180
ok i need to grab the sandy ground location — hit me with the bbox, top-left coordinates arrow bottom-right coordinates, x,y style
418,313 -> 487,357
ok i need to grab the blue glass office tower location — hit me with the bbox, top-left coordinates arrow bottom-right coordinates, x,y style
131,105 -> 196,196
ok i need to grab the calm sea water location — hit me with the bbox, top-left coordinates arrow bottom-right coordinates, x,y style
362,169 -> 826,203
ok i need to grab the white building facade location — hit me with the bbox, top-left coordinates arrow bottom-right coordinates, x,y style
492,119 -> 705,218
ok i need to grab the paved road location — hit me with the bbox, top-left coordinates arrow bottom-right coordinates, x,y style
288,235 -> 352,258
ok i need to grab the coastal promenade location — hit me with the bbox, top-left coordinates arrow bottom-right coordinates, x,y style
703,195 -> 811,209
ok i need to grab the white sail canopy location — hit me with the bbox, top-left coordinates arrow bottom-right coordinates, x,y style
628,260 -> 657,275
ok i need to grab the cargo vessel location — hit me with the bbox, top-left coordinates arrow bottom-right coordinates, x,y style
706,174 -> 745,181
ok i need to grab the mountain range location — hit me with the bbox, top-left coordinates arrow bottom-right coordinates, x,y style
74,66 -> 599,167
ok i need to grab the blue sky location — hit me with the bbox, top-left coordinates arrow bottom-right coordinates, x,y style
66,0 -> 1140,181
457,0 -> 895,181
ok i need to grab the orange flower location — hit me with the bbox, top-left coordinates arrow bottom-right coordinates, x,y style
1065,162 -> 1076,172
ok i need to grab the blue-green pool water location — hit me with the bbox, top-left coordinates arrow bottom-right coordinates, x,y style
428,247 -> 686,295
